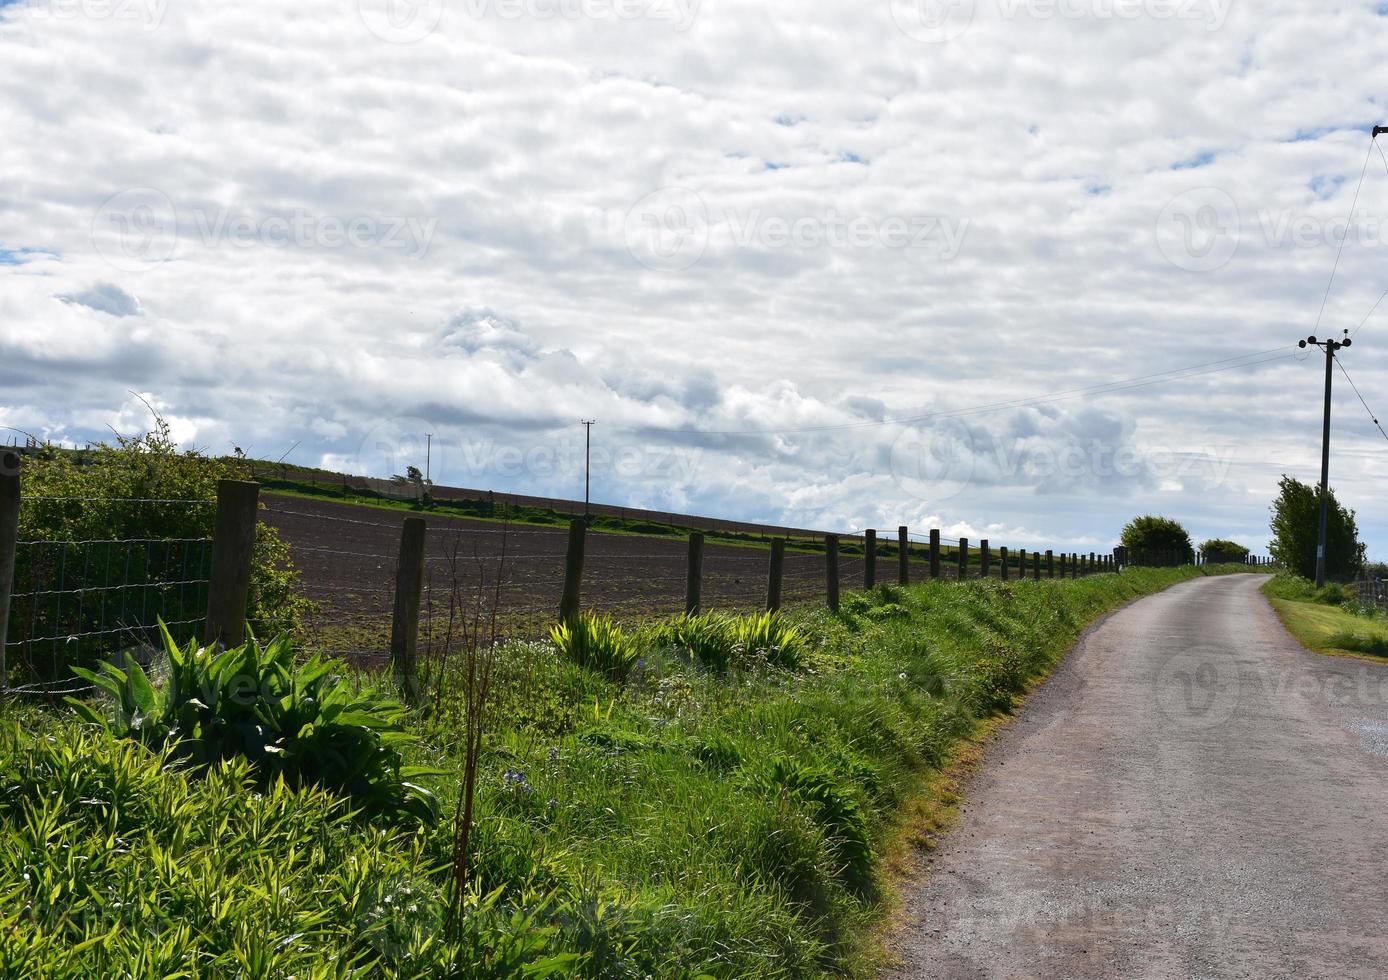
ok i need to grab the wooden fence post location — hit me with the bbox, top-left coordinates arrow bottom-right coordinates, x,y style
898,526 -> 909,585
1032,551 -> 1041,581
0,451 -> 19,690
980,539 -> 990,578
1046,550 -> 1054,579
957,538 -> 968,581
559,518 -> 586,622
1000,546 -> 1010,581
1089,552 -> 1096,576
1073,553 -> 1079,579
1017,549 -> 1026,581
929,529 -> 941,579
686,531 -> 704,616
864,529 -> 876,589
203,479 -> 261,649
825,534 -> 840,612
767,538 -> 785,611
390,516 -> 427,701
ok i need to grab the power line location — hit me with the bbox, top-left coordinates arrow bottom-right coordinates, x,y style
1312,138 -> 1376,336
1335,358 -> 1388,446
620,346 -> 1298,437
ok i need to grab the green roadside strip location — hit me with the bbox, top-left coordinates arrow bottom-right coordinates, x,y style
1263,574 -> 1388,660
4,564 -> 1249,976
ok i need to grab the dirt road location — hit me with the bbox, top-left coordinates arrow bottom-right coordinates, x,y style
885,573 -> 1388,979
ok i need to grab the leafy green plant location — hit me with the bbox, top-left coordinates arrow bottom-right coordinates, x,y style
652,612 -> 736,672
66,624 -> 435,821
1269,474 -> 1365,581
731,611 -> 805,669
550,613 -> 641,682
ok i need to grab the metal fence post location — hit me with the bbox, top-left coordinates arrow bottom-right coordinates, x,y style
203,479 -> 260,649
767,538 -> 785,611
864,529 -> 876,589
825,534 -> 840,612
559,518 -> 586,622
390,516 -> 426,702
0,451 -> 19,690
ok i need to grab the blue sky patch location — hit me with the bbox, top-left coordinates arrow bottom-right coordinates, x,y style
1173,151 -> 1215,170
0,245 -> 56,265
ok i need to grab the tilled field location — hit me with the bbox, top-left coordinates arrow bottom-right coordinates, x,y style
260,495 -> 937,661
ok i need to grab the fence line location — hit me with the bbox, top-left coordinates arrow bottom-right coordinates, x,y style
0,458 -> 1279,691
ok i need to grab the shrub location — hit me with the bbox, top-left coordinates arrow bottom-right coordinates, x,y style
1269,475 -> 1366,581
66,624 -> 435,821
1199,538 -> 1250,564
652,612 -> 736,672
731,611 -> 805,669
550,613 -> 641,682
1121,515 -> 1194,565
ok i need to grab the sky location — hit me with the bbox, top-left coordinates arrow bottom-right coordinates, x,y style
3,0 -> 1388,557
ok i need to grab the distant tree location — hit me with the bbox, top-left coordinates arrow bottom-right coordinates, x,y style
1199,539 -> 1249,564
1268,475 -> 1364,582
1120,515 -> 1193,566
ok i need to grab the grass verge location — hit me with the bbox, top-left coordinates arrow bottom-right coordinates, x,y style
1263,573 -> 1388,659
2,565 -> 1245,976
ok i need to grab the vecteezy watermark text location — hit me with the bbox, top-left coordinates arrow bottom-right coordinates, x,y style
91,189 -> 437,271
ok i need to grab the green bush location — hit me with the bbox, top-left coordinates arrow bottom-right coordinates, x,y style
67,625 -> 435,821
1269,474 -> 1365,582
731,611 -> 805,669
1199,538 -> 1250,564
550,613 -> 641,682
652,611 -> 737,672
10,421 -> 310,679
1120,515 -> 1194,565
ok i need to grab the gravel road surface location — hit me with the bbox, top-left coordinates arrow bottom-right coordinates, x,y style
885,573 -> 1388,979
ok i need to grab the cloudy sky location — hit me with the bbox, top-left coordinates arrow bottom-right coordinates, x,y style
3,0 -> 1388,556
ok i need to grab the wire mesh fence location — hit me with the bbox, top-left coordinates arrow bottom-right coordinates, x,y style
5,495 -> 216,686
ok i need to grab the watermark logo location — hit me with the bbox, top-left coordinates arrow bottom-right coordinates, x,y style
1154,648 -> 1240,730
357,0 -> 445,43
91,192 -> 438,271
889,0 -> 976,43
624,187 -> 710,272
460,0 -> 700,30
350,417 -> 441,484
1155,187 -> 1240,273
619,189 -> 970,272
189,209 -> 437,258
92,188 -> 178,273
889,420 -> 977,505
27,0 -> 170,29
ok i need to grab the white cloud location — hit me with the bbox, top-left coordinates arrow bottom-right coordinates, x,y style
3,0 -> 1388,555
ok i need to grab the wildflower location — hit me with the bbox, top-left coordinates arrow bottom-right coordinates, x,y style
548,746 -> 560,762
502,769 -> 533,793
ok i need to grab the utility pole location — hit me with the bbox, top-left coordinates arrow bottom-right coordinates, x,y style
581,420 -> 595,519
1299,330 -> 1352,587
425,433 -> 432,484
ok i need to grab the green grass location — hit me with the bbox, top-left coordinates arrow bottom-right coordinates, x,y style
2,565 -> 1248,976
1263,573 -> 1388,658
